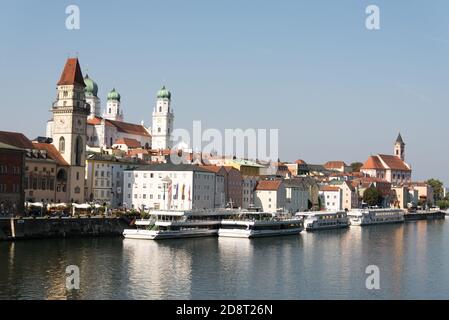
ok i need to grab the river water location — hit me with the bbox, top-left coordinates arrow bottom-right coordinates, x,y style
1,219 -> 449,300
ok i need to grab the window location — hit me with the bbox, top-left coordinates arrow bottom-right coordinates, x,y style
75,136 -> 83,166
59,137 -> 65,153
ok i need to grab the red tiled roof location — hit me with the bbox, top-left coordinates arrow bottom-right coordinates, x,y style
87,116 -> 102,125
127,149 -> 151,156
256,180 -> 282,191
32,143 -> 69,166
324,161 -> 347,169
361,156 -> 385,170
0,131 -> 34,149
114,138 -> 141,149
106,120 -> 151,137
378,154 -> 411,171
295,159 -> 306,165
319,186 -> 340,192
200,165 -> 225,174
57,58 -> 85,87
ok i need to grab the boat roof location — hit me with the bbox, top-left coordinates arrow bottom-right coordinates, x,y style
296,211 -> 345,216
149,209 -> 238,217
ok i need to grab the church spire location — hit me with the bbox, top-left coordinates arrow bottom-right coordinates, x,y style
57,58 -> 85,87
394,133 -> 405,161
396,132 -> 404,145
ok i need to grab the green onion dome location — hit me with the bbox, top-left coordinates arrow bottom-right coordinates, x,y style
84,74 -> 98,97
157,86 -> 171,99
107,88 -> 121,102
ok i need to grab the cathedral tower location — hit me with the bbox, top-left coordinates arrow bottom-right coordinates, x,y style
151,86 -> 174,150
51,58 -> 89,202
394,133 -> 405,161
103,88 -> 123,121
84,74 -> 101,118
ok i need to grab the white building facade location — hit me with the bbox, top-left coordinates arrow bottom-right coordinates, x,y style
123,163 -> 217,211
319,186 -> 342,211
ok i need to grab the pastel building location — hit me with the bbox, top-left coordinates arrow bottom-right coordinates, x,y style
254,180 -> 286,213
123,163 -> 218,211
319,186 -> 342,211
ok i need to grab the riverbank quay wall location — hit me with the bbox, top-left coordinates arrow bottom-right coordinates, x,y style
0,217 -> 131,240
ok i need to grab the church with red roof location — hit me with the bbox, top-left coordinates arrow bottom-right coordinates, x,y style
360,134 -> 412,185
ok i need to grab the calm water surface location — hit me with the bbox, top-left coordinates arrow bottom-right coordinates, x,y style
1,219 -> 449,299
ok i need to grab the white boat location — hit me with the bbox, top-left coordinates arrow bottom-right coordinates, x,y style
123,209 -> 235,240
296,211 -> 350,231
218,211 -> 304,238
348,208 -> 405,226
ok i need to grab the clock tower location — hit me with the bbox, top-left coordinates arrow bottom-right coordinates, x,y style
51,58 -> 89,202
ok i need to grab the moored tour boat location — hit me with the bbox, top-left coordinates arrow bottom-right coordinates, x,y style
218,211 -> 304,238
123,209 -> 235,240
348,208 -> 404,226
296,211 -> 350,231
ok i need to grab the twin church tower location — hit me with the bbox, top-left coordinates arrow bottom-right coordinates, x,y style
47,57 -> 174,154
46,58 -> 174,202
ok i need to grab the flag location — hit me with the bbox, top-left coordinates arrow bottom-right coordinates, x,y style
181,184 -> 185,200
167,182 -> 172,209
173,184 -> 178,200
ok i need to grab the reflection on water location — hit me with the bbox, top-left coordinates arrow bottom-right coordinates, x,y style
1,220 -> 449,299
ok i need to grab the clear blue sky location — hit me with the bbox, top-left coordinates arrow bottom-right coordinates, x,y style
1,1 -> 448,185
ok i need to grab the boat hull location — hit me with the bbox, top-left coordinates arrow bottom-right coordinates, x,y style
350,219 -> 404,226
123,228 -> 218,240
218,228 -> 302,238
305,223 -> 350,231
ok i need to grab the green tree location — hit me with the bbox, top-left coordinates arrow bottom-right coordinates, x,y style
350,162 -> 364,172
363,187 -> 383,207
426,179 -> 444,202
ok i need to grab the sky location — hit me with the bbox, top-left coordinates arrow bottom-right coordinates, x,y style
0,1 -> 448,185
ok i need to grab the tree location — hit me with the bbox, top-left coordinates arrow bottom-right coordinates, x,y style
350,162 -> 364,173
426,179 -> 444,202
363,187 -> 383,207
437,200 -> 449,210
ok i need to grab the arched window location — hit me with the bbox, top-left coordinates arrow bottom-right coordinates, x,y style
59,137 -> 65,153
75,136 -> 83,166
158,127 -> 161,133
159,107 -> 162,112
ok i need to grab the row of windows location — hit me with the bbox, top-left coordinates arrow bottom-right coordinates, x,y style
26,166 -> 55,173
392,173 -> 408,180
0,165 -> 22,175
25,177 -> 55,191
95,171 -> 113,178
127,193 -> 209,201
94,190 -> 111,199
0,184 -> 20,193
95,180 -> 110,187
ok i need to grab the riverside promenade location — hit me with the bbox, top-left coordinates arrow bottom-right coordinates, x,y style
0,216 -> 130,240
